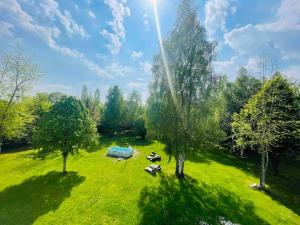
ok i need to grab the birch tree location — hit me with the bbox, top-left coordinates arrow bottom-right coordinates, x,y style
232,74 -> 299,190
147,0 -> 218,178
0,48 -> 40,153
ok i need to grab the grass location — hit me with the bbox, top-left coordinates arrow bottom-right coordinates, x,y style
0,136 -> 299,225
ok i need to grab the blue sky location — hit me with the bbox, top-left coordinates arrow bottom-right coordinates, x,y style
0,0 -> 299,102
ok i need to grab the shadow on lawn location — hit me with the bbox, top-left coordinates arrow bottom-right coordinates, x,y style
266,156 -> 300,216
186,145 -> 258,176
138,174 -> 269,225
187,146 -> 300,216
0,171 -> 85,225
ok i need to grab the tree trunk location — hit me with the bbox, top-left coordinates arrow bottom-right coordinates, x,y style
260,151 -> 265,190
260,148 -> 269,190
0,143 -> 2,154
62,154 -> 68,175
176,152 -> 185,179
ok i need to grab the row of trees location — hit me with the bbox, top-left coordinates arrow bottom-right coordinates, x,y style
146,0 -> 299,190
1,0 -> 299,187
0,47 -> 146,173
81,85 -> 146,139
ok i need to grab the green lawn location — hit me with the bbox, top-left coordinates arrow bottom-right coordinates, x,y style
0,137 -> 299,225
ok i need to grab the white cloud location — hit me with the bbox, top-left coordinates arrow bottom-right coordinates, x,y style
101,0 -> 130,55
143,14 -> 150,31
281,65 -> 300,80
224,0 -> 300,61
0,0 -> 110,78
259,0 -> 300,32
214,56 -> 239,76
100,29 -> 122,55
230,5 -> 237,14
139,61 -> 152,76
39,0 -> 88,37
104,0 -> 130,39
224,25 -> 300,61
205,0 -> 236,38
88,10 -> 96,19
127,81 -> 144,88
0,21 -> 14,38
106,63 -> 132,77
131,51 -> 143,59
245,56 -> 263,76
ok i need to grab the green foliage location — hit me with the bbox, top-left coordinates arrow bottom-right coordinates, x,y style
232,73 -> 299,188
91,88 -> 102,125
222,68 -> 262,135
33,97 -> 99,173
124,91 -> 143,129
81,86 -> 102,126
147,0 -> 222,177
0,99 -> 34,142
102,86 -> 125,135
24,93 -> 53,143
232,74 -> 298,151
133,115 -> 147,139
0,48 -> 40,151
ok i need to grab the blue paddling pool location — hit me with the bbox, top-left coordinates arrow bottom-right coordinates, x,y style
107,146 -> 134,158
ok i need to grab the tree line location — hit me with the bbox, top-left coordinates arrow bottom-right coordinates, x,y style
0,0 -> 299,189
145,0 -> 299,189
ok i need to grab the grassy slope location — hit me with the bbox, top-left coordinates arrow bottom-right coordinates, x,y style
0,137 -> 299,225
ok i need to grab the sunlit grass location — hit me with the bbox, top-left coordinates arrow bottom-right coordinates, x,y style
0,137 -> 299,225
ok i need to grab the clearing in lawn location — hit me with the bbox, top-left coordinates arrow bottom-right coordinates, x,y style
0,137 -> 299,225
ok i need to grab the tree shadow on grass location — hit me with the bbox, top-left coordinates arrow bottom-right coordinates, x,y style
267,176 -> 300,216
187,147 -> 300,216
266,156 -> 300,215
138,174 -> 269,225
186,145 -> 258,176
0,171 -> 85,225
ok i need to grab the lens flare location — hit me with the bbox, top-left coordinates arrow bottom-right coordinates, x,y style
152,1 -> 178,106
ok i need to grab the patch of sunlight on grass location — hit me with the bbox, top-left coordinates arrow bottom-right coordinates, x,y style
0,136 -> 299,225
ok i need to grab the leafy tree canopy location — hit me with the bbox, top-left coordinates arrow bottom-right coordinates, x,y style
33,97 -> 99,173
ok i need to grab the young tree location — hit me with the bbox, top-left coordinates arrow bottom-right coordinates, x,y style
33,97 -> 99,174
124,91 -> 143,129
91,88 -> 102,126
102,86 -> 124,135
81,84 -> 93,110
81,86 -> 102,126
232,74 -> 299,190
0,48 -> 40,152
147,0 -> 218,178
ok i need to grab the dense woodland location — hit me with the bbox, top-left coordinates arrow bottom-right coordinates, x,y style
0,0 -> 299,192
